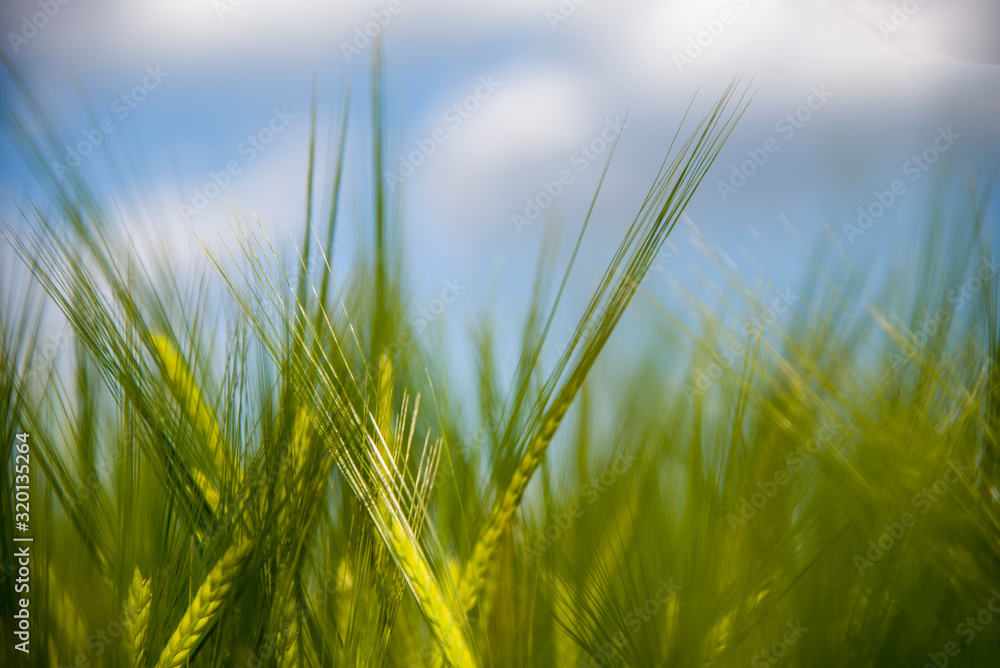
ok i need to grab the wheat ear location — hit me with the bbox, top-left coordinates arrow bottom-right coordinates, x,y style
151,334 -> 234,491
386,515 -> 476,668
307,355 -> 474,666
457,395 -> 573,613
154,540 -> 252,668
375,359 -> 474,666
125,567 -> 152,667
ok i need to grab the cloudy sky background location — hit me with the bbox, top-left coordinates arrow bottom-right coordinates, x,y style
2,0 -> 998,380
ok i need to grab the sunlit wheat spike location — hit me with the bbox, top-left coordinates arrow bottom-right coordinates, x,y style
154,540 -> 252,668
151,333 -> 234,489
125,567 -> 152,667
385,514 -> 476,668
457,393 -> 574,612
364,356 -> 474,667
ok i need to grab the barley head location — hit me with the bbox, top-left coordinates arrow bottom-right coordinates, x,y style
125,567 -> 152,667
154,539 -> 252,668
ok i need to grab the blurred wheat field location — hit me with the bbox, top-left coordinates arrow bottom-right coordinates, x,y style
1,52 -> 999,668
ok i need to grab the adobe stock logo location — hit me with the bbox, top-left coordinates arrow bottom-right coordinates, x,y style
52,66 -> 170,179
524,452 -> 634,562
580,576 -> 681,668
511,116 -> 627,234
843,126 -> 960,244
385,75 -> 502,191
716,85 -> 833,202
545,0 -> 588,31
877,0 -> 933,39
750,621 -> 809,667
888,254 -> 999,371
684,284 -> 799,406
412,278 -> 466,335
6,0 -> 73,54
179,107 -> 296,219
339,0 -> 412,62
853,460 -> 969,576
922,589 -> 1000,668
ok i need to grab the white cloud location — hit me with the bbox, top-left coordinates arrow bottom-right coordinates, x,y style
6,0 -> 557,66
417,65 -> 592,221
5,0 -> 997,253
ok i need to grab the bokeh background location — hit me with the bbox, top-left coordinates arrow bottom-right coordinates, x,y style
2,0 -> 999,378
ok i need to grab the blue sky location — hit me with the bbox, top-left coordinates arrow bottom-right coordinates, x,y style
2,0 -> 998,384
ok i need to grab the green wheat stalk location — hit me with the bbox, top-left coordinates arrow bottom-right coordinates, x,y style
456,81 -> 748,613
